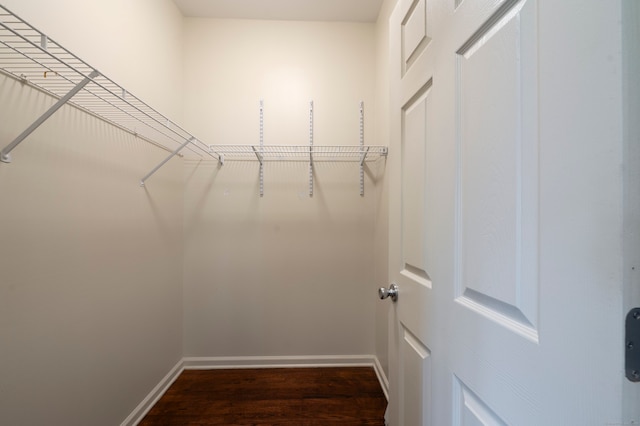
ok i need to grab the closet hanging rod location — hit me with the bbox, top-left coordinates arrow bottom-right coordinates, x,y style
0,5 -> 216,175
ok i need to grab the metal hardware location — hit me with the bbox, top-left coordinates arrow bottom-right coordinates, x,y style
251,146 -> 264,164
360,148 -> 370,166
1,70 -> 99,163
359,101 -> 365,196
259,100 -> 264,197
626,307 -> 640,382
378,283 -> 399,302
309,100 -> 314,197
140,137 -> 195,186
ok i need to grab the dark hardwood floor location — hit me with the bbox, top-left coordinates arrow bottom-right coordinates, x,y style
139,367 -> 387,426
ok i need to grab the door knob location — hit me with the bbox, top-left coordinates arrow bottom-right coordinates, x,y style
378,283 -> 398,302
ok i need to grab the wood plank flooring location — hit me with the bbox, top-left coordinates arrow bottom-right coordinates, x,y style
139,367 -> 387,426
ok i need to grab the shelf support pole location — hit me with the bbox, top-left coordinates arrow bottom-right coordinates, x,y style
309,100 -> 314,197
259,100 -> 264,197
140,137 -> 194,186
1,70 -> 100,163
359,101 -> 365,196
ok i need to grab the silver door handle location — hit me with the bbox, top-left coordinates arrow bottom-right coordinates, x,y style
378,283 -> 398,302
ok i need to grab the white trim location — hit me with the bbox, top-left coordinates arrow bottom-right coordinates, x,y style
120,359 -> 184,426
372,356 -> 390,401
182,354 -> 377,370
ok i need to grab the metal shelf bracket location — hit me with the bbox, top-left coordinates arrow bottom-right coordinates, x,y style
140,137 -> 195,186
1,69 -> 100,163
251,146 -> 264,164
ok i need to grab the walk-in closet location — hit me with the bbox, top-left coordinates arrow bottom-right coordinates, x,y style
1,0 -> 637,425
0,1 -> 391,424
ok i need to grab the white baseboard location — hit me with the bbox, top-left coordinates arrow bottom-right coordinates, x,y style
183,354 -> 376,369
372,356 -> 390,401
124,354 -> 390,425
120,359 -> 184,426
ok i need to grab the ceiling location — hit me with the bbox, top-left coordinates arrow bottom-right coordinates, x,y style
172,0 -> 384,22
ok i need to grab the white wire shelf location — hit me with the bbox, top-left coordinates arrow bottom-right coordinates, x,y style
0,5 -> 388,193
210,145 -> 388,162
0,4 -> 215,184
209,101 -> 387,197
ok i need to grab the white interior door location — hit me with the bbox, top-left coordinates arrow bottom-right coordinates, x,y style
387,0 -> 633,425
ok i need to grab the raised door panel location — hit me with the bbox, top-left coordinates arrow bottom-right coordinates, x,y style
402,80 -> 434,287
402,0 -> 431,75
455,0 -> 539,341
401,327 -> 432,426
454,378 -> 507,426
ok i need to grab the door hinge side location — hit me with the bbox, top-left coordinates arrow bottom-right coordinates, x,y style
626,307 -> 640,382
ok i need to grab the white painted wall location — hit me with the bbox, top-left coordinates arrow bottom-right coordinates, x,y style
0,1 -> 185,425
182,19 -> 382,358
